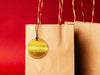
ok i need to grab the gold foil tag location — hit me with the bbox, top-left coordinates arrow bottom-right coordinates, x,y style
28,38 -> 48,59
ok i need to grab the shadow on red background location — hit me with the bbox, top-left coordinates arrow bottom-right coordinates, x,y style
0,0 -> 100,75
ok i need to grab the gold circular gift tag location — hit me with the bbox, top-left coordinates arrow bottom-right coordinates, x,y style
28,38 -> 48,59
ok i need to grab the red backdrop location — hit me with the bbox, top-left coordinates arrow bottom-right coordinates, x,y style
0,0 -> 100,75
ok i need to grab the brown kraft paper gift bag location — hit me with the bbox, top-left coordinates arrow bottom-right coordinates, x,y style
65,0 -> 100,75
25,24 -> 74,75
25,0 -> 74,74
75,22 -> 100,75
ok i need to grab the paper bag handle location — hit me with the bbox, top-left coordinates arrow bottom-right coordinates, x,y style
72,0 -> 95,23
35,0 -> 64,40
58,0 -> 64,25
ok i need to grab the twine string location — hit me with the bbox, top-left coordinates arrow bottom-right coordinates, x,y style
92,0 -> 95,23
81,0 -> 84,21
72,0 -> 95,23
35,0 -> 43,40
58,0 -> 63,25
72,0 -> 76,22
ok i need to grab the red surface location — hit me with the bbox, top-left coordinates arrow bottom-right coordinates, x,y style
0,0 -> 100,75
